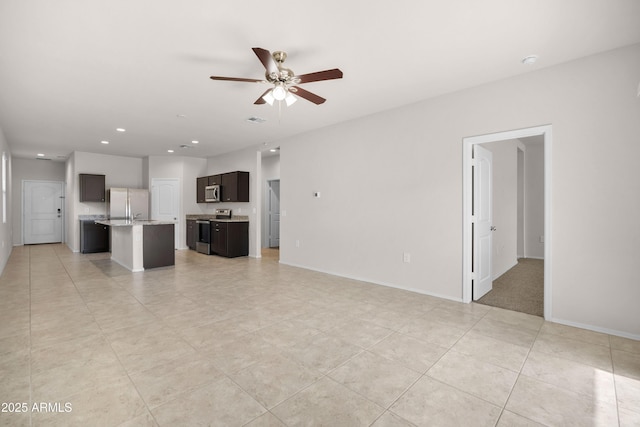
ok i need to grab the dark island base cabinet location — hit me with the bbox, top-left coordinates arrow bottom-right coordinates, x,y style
211,221 -> 248,258
80,220 -> 109,253
143,224 -> 175,269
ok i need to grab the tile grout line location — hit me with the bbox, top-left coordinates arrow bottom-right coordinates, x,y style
493,314 -> 545,426
56,246 -> 161,426
28,246 -> 33,427
609,334 -> 622,427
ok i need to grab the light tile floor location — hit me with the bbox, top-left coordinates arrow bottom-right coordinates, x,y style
1,244 -> 639,426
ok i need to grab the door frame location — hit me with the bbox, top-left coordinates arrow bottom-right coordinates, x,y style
262,179 -> 280,248
462,125 -> 552,319
267,179 -> 280,248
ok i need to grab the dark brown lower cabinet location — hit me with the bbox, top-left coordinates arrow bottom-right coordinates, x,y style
211,221 -> 248,257
186,219 -> 196,250
143,224 -> 175,269
80,220 -> 109,253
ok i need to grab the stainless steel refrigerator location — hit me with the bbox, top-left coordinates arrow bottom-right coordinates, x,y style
106,188 -> 149,220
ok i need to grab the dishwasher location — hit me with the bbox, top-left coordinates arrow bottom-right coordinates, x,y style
195,220 -> 211,254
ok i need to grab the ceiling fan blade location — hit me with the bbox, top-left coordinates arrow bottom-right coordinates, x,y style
291,86 -> 326,104
210,76 -> 264,83
252,47 -> 278,75
295,68 -> 343,84
254,89 -> 272,105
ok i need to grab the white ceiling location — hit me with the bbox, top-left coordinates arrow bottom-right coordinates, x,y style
1,1 -> 639,161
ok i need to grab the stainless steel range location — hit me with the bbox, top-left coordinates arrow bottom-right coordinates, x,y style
195,209 -> 232,254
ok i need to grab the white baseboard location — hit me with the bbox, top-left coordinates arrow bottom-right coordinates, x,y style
278,260 -> 463,303
549,316 -> 640,341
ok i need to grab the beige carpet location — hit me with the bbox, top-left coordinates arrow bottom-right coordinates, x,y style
476,258 -> 544,317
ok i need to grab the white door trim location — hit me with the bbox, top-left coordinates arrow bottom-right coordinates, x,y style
462,125 -> 552,320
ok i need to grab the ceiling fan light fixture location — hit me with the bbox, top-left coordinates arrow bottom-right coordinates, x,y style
285,91 -> 297,106
272,84 -> 287,101
262,91 -> 275,106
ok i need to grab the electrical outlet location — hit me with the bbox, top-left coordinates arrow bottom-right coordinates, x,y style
539,235 -> 544,243
295,240 -> 300,248
403,252 -> 411,263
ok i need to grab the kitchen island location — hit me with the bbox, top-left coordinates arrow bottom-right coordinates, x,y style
96,220 -> 175,272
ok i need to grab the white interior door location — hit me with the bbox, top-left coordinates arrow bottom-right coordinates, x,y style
473,145 -> 493,300
151,178 -> 180,249
268,180 -> 280,247
24,180 -> 64,244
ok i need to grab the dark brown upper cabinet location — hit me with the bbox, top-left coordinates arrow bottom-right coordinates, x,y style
196,176 -> 208,203
221,171 -> 249,202
197,171 -> 249,203
208,175 -> 222,186
79,173 -> 106,202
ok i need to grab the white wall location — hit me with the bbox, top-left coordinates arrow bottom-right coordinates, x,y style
524,141 -> 545,258
66,151 -> 143,252
12,158 -> 65,246
0,125 -> 13,274
483,140 -> 518,279
262,155 -> 280,181
279,43 -> 640,338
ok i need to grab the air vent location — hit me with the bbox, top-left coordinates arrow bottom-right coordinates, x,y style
179,144 -> 195,149
246,116 -> 267,124
36,157 -> 52,160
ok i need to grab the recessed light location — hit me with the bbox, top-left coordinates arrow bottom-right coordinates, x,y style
191,140 -> 199,144
167,149 -> 174,153
522,55 -> 538,65
101,140 -> 109,144
116,128 -> 126,132
37,153 -> 45,157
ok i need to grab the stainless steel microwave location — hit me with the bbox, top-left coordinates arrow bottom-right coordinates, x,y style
205,185 -> 221,202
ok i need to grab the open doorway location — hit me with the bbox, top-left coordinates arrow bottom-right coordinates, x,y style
462,125 -> 552,320
266,179 -> 280,248
474,137 -> 544,316
260,150 -> 280,260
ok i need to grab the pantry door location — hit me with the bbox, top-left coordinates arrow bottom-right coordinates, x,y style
151,178 -> 180,249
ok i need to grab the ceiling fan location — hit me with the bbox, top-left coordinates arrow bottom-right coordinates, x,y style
210,47 -> 343,106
